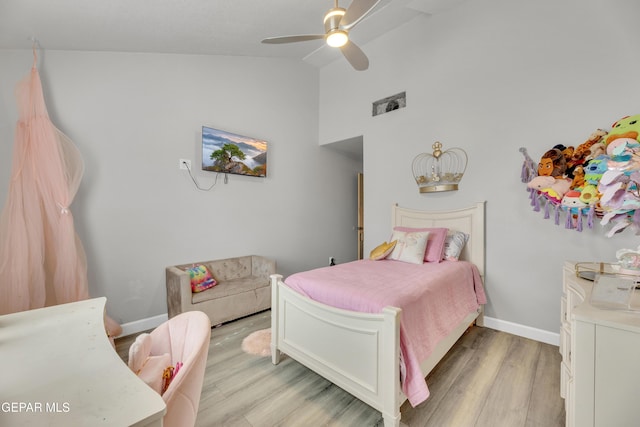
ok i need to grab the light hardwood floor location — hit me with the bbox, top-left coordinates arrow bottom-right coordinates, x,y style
115,310 -> 565,427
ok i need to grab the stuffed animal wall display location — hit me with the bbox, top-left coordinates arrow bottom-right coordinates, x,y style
521,115 -> 640,236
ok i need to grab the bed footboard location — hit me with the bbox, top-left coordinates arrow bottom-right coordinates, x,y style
270,274 -> 402,426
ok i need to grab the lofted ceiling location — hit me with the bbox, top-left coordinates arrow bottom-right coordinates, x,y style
0,0 -> 468,68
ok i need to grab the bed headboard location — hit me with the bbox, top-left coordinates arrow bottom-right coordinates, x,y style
391,202 -> 486,278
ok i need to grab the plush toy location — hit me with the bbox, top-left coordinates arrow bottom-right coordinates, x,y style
547,178 -> 572,202
562,190 -> 587,211
598,170 -> 640,209
561,189 -> 591,230
570,129 -> 607,168
607,114 -> 640,144
527,175 -> 555,191
570,165 -> 586,190
528,176 -> 571,203
598,169 -> 640,236
538,148 -> 567,177
579,184 -> 599,205
584,156 -> 609,184
553,144 -> 576,177
593,115 -> 640,236
587,141 -> 606,160
606,137 -> 640,157
555,144 -> 574,163
598,170 -> 628,206
605,136 -> 640,176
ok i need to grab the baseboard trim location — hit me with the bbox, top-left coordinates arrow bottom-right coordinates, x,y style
483,316 -> 559,346
117,312 -> 560,346
119,313 -> 168,337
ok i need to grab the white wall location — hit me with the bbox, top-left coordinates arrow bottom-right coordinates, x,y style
319,0 -> 640,336
0,50 -> 362,325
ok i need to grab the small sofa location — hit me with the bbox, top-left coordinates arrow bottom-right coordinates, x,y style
166,255 -> 275,326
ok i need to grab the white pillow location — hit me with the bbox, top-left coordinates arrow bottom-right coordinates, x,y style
443,231 -> 469,261
388,230 -> 429,264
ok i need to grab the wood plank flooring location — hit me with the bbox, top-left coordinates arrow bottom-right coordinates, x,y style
115,311 -> 565,427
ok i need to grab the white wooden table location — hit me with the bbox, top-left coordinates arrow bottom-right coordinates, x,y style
0,297 -> 166,426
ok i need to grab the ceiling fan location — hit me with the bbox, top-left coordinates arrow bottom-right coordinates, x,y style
261,0 -> 381,71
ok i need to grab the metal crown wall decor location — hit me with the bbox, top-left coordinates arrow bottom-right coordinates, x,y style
412,141 -> 468,193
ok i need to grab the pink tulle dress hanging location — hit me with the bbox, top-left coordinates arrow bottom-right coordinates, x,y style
0,48 -> 88,312
0,49 -> 121,338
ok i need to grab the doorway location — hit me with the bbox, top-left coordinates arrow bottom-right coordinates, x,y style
321,137 -> 364,261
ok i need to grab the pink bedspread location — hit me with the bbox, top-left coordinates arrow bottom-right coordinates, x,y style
284,259 -> 486,406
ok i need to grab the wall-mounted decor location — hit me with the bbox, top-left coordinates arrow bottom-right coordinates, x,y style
202,126 -> 268,177
372,91 -> 406,116
520,114 -> 640,236
412,141 -> 468,193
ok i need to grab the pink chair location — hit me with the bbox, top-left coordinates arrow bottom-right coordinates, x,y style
149,310 -> 211,427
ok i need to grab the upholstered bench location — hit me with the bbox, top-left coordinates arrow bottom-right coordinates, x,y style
165,255 -> 275,326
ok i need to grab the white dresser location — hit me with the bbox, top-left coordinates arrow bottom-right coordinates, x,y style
561,261 -> 640,427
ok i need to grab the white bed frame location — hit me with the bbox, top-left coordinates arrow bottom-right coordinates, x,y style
270,202 -> 486,427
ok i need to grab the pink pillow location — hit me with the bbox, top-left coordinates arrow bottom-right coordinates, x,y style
392,226 -> 448,263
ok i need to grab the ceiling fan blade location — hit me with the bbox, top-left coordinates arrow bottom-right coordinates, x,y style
340,40 -> 369,71
261,34 -> 325,44
340,0 -> 381,30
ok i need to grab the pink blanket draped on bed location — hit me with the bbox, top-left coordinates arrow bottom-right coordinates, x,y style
284,259 -> 486,407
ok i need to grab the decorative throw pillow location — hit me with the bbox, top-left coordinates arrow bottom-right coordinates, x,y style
388,230 -> 430,264
186,264 -> 217,293
443,231 -> 469,261
369,240 -> 397,260
392,227 -> 448,263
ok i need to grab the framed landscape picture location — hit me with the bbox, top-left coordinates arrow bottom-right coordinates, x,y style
202,126 -> 267,177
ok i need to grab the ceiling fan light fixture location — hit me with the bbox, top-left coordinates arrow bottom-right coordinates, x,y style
326,30 -> 348,48
262,0 -> 375,70
324,8 -> 346,24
